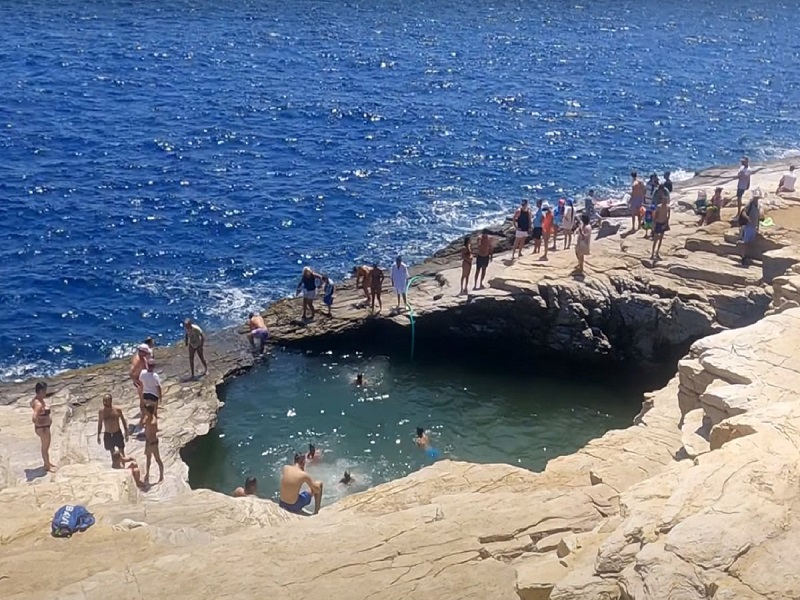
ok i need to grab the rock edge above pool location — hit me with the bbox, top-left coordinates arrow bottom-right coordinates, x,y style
2,160 -> 800,599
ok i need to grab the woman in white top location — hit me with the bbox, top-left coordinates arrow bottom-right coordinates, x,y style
561,199 -> 576,250
574,214 -> 592,275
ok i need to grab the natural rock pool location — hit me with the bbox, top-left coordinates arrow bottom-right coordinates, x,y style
187,348 -> 642,503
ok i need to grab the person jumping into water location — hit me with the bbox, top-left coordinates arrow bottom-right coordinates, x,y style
279,453 -> 323,515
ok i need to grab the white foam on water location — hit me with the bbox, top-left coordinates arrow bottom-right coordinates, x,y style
304,456 -> 378,504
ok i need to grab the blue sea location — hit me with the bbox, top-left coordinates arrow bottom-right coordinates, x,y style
2,0 -> 799,380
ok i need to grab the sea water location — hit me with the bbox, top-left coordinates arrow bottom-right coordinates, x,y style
2,1 -> 800,380
188,349 -> 638,503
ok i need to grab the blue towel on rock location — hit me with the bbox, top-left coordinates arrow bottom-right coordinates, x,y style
51,504 -> 95,538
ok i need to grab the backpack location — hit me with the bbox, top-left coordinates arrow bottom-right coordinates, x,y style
51,504 -> 95,538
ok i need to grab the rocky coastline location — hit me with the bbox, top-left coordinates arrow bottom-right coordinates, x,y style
2,159 -> 800,599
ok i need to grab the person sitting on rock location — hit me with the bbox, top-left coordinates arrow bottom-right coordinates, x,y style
233,477 -> 258,497
279,453 -> 323,515
111,450 -> 146,490
777,166 -> 796,194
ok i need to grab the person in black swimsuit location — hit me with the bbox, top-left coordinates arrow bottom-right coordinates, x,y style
31,381 -> 56,472
511,200 -> 531,259
143,405 -> 164,485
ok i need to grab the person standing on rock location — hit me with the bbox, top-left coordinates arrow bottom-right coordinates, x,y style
650,187 -> 671,261
511,199 -> 531,259
736,156 -> 751,213
459,236 -> 472,295
296,267 -> 322,320
663,171 -> 674,193
97,394 -> 128,464
183,318 -> 208,379
246,312 -> 270,354
139,359 -> 162,418
573,214 -> 592,275
130,343 -> 151,404
31,381 -> 56,473
531,199 -> 545,255
473,229 -> 494,290
369,262 -> 384,312
629,172 -> 646,231
740,190 -> 762,265
353,265 -> 372,303
279,453 -> 323,515
561,199 -> 576,250
143,405 -> 164,485
322,275 -> 335,317
391,256 -> 410,309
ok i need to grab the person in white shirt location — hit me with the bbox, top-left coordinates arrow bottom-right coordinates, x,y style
390,256 -> 410,310
139,360 -> 163,418
777,166 -> 796,194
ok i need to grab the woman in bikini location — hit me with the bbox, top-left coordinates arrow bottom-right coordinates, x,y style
31,381 -> 56,472
143,405 -> 164,485
369,262 -> 384,312
459,236 -> 472,295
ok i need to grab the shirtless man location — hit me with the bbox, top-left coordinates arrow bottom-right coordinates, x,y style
233,477 -> 258,497
143,405 -> 164,485
629,171 -> 646,231
370,262 -> 384,312
183,318 -> 208,378
97,394 -> 128,465
130,343 -> 151,405
415,426 -> 430,449
31,381 -> 56,472
353,265 -> 372,301
473,229 -> 494,290
279,453 -> 323,515
111,450 -> 146,489
245,312 -> 270,354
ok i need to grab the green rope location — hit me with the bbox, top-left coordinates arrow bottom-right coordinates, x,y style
405,275 -> 424,361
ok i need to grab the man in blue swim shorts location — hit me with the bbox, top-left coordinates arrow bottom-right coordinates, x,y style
279,453 -> 323,515
245,312 -> 270,354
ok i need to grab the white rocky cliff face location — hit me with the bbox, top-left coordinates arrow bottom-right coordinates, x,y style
1,161 -> 800,599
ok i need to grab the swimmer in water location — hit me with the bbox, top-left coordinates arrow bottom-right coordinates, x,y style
306,443 -> 322,463
233,477 -> 258,497
355,373 -> 364,386
339,471 -> 354,485
415,427 -> 429,448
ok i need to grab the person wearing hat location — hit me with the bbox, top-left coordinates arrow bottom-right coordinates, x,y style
129,341 -> 153,404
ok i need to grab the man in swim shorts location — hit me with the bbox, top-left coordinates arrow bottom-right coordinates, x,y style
246,312 -> 270,354
279,453 -> 323,515
183,318 -> 208,378
629,171 -> 646,231
97,393 -> 128,465
473,229 -> 494,290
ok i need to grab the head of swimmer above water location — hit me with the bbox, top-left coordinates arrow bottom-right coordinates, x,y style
356,373 -> 364,385
340,471 -> 353,485
307,443 -> 316,458
294,453 -> 306,469
244,477 -> 257,495
416,427 -> 425,439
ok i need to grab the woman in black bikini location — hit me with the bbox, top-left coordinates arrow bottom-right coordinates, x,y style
143,405 -> 164,485
31,381 -> 55,472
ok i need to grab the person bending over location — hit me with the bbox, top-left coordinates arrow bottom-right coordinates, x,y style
279,453 -> 323,515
